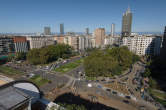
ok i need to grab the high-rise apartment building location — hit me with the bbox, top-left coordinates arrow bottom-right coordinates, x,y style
94,28 -> 105,47
44,27 -> 51,35
0,36 -> 15,55
60,24 -> 64,35
111,23 -> 115,37
122,7 -> 132,37
122,35 -> 162,56
78,36 -> 92,51
85,28 -> 89,35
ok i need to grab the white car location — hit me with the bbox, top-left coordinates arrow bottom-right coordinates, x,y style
87,83 -> 92,87
29,73 -> 35,78
63,60 -> 67,63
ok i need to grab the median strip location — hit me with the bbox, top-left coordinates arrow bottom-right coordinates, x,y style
54,59 -> 84,73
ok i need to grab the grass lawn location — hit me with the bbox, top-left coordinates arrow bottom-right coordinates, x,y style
0,66 -> 23,76
149,88 -> 166,107
54,59 -> 84,73
85,76 -> 97,81
30,75 -> 49,87
150,89 -> 166,100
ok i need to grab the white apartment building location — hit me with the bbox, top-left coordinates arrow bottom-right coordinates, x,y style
104,36 -> 110,45
26,36 -> 55,49
78,36 -> 85,51
64,35 -> 78,51
104,36 -> 121,46
122,35 -> 162,56
79,36 -> 92,50
64,35 -> 92,51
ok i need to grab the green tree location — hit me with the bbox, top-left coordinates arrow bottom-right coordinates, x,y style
7,54 -> 15,62
58,103 -> 87,110
27,48 -> 41,64
15,52 -> 26,61
149,77 -> 158,89
84,46 -> 139,78
143,68 -> 151,77
27,44 -> 73,64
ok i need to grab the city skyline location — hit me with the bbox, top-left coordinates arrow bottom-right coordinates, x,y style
0,0 -> 165,33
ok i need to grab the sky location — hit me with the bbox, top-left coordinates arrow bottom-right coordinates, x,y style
0,0 -> 165,33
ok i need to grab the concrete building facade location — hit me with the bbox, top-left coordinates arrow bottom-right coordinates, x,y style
78,36 -> 92,51
94,28 -> 105,48
44,27 -> 51,35
64,35 -> 78,51
111,23 -> 115,37
60,23 -> 64,35
0,36 -> 15,55
122,35 -> 162,56
64,35 -> 92,51
13,37 -> 29,53
85,28 -> 89,35
27,36 -> 55,49
122,7 -> 132,37
54,35 -> 65,44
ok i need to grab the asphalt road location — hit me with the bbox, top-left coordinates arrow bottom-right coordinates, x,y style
6,59 -> 159,110
61,61 -> 158,110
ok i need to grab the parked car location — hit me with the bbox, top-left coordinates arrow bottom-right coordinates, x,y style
63,60 -> 67,63
123,100 -> 130,104
125,96 -> 131,99
106,89 -> 111,92
26,73 -> 35,78
139,106 -> 146,110
112,91 -> 117,95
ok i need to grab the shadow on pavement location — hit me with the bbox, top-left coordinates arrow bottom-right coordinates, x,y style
54,92 -> 117,110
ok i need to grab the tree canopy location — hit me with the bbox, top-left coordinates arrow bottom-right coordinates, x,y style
58,103 -> 87,110
27,44 -> 73,65
15,52 -> 26,61
84,46 -> 140,77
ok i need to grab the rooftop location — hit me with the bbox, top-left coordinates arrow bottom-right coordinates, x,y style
0,86 -> 30,110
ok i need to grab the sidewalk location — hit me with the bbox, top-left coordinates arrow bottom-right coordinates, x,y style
0,74 -> 14,85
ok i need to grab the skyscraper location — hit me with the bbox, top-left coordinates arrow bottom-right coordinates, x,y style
94,28 -> 105,47
60,23 -> 64,35
85,28 -> 89,35
44,27 -> 51,35
122,7 -> 132,37
111,23 -> 115,37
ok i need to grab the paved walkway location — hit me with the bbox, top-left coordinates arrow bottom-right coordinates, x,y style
0,74 -> 14,85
